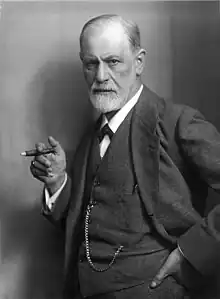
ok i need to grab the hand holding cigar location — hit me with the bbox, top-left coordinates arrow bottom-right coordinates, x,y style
25,136 -> 67,195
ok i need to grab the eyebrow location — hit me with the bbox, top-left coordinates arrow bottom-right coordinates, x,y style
82,54 -> 121,60
103,55 -> 121,60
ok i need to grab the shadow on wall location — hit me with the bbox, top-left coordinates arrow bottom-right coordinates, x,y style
1,58 -> 94,298
27,56 -> 94,153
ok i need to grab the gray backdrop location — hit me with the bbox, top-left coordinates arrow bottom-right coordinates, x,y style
0,1 -> 219,298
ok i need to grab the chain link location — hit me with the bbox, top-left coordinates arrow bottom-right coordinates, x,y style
84,202 -> 123,272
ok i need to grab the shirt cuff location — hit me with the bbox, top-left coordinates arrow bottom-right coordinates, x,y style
44,173 -> 68,210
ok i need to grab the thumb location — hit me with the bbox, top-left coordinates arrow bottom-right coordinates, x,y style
48,136 -> 62,153
150,263 -> 168,289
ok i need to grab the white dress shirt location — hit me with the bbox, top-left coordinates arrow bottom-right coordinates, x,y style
45,84 -> 143,209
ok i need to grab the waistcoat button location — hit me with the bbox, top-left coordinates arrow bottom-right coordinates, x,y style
93,178 -> 100,186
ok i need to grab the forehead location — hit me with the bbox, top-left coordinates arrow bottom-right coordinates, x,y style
81,22 -> 132,57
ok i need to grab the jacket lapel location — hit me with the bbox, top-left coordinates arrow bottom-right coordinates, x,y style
131,86 -> 161,216
131,86 -> 176,243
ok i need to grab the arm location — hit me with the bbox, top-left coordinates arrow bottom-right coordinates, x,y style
151,106 -> 220,288
176,106 -> 220,276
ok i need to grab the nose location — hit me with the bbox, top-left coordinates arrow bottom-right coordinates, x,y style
95,62 -> 109,83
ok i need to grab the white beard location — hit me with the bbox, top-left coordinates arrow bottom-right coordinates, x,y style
89,92 -> 127,113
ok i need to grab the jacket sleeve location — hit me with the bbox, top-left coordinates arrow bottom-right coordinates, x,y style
41,175 -> 72,230
177,106 -> 220,276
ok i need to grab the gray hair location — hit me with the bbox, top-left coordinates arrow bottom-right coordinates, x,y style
80,14 -> 141,53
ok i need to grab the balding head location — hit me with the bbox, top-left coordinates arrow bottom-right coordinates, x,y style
80,14 -> 141,55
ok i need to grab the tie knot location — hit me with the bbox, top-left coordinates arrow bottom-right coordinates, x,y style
98,123 -> 114,142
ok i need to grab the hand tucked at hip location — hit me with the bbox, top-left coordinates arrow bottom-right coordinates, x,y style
150,247 -> 186,289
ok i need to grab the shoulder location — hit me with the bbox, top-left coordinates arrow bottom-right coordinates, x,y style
159,97 -> 206,132
140,85 -> 197,122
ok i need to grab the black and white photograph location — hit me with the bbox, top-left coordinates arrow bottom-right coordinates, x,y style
0,1 -> 219,298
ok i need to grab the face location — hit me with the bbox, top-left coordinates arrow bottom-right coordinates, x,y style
80,22 -> 144,113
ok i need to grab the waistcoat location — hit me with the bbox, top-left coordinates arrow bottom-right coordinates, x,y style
78,110 -> 166,297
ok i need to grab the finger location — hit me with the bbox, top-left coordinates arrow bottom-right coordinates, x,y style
35,142 -> 47,152
30,164 -> 48,178
35,155 -> 52,168
33,160 -> 51,173
31,161 -> 48,176
150,263 -> 169,289
31,163 -> 54,178
48,136 -> 62,153
48,136 -> 59,148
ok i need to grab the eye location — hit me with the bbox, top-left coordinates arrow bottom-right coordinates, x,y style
83,60 -> 98,70
108,59 -> 120,66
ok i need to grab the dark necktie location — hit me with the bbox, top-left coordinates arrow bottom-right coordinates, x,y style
98,123 -> 114,143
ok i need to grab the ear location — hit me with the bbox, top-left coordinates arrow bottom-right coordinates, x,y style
135,48 -> 146,76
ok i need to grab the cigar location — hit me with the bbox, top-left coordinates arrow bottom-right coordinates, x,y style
20,147 -> 55,157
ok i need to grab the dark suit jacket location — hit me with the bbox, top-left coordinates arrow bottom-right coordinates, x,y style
43,85 -> 220,292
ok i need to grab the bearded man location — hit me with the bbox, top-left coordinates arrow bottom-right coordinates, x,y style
30,14 -> 220,299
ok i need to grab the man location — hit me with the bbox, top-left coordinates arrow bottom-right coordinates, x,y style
30,14 -> 220,298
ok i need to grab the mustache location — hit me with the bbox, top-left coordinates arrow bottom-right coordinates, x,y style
91,85 -> 117,93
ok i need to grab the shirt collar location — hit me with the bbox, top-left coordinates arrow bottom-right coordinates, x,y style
101,84 -> 143,133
